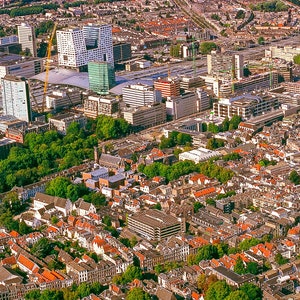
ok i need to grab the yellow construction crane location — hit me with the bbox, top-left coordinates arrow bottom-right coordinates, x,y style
41,22 -> 57,113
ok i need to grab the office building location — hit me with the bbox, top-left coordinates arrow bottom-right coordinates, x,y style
122,83 -> 162,108
88,61 -> 115,95
180,75 -> 205,91
2,75 -> 32,122
113,42 -> 132,63
123,102 -> 166,129
17,23 -> 37,57
207,50 -> 244,80
166,92 -> 200,120
84,95 -> 119,118
127,209 -> 184,241
196,88 -> 210,111
0,54 -> 43,81
154,77 -> 180,98
56,24 -> 113,70
213,93 -> 280,120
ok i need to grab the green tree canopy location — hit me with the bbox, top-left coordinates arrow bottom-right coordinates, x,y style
205,280 -> 231,300
294,54 -> 300,65
200,42 -> 217,54
240,283 -> 263,300
225,290 -> 250,300
126,287 -> 151,300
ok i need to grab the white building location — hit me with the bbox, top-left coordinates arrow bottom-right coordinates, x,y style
166,92 -> 199,120
122,83 -> 162,108
179,147 -> 221,163
17,23 -> 37,57
1,75 -> 32,122
56,24 -> 114,70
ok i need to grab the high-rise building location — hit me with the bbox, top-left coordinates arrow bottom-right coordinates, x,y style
113,42 -> 132,63
2,75 -> 32,122
17,23 -> 37,57
122,83 -> 162,108
88,61 -> 115,95
56,24 -> 114,70
154,77 -> 180,98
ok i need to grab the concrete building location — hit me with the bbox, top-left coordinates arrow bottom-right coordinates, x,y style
213,93 -> 280,120
265,46 -> 300,62
88,61 -> 115,95
166,92 -> 200,120
0,137 -> 17,159
180,75 -> 205,91
123,103 -> 166,129
84,95 -> 119,118
207,51 -> 244,80
127,209 -> 184,241
17,23 -> 37,57
49,112 -> 87,135
46,88 -> 82,110
0,54 -> 43,81
179,147 -> 221,163
196,88 -> 210,111
57,24 -> 113,70
2,75 -> 32,122
122,83 -> 162,108
154,77 -> 180,98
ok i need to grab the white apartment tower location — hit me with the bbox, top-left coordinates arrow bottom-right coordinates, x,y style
56,24 -> 114,70
2,75 -> 32,122
17,23 -> 37,57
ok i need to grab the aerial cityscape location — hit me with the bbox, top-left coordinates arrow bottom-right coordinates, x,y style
0,0 -> 299,299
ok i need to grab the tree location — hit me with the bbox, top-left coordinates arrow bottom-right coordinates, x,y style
294,54 -> 300,65
19,220 -> 32,235
225,290 -> 249,300
200,42 -> 217,54
246,261 -> 260,275
31,238 -> 53,259
76,283 -> 91,299
238,238 -> 261,251
257,36 -> 265,45
206,280 -> 231,300
193,201 -> 204,213
275,253 -> 289,265
240,283 -> 263,300
289,170 -> 300,185
126,288 -> 151,300
234,257 -> 246,274
25,290 -> 41,300
123,265 -> 143,283
230,115 -> 242,129
45,177 -> 71,198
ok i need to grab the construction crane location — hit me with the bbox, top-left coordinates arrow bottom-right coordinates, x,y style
41,22 -> 57,113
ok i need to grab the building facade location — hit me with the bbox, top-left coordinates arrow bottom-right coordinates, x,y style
154,77 -> 180,98
17,23 -> 37,57
49,113 -> 87,135
122,83 -> 162,108
2,75 -> 32,122
84,95 -> 119,118
127,210 -> 184,241
123,103 -> 166,129
57,24 -> 113,70
213,94 -> 280,120
166,92 -> 200,120
88,61 -> 115,95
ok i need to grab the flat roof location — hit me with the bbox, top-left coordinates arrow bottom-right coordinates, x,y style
129,209 -> 180,229
30,68 -> 153,95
